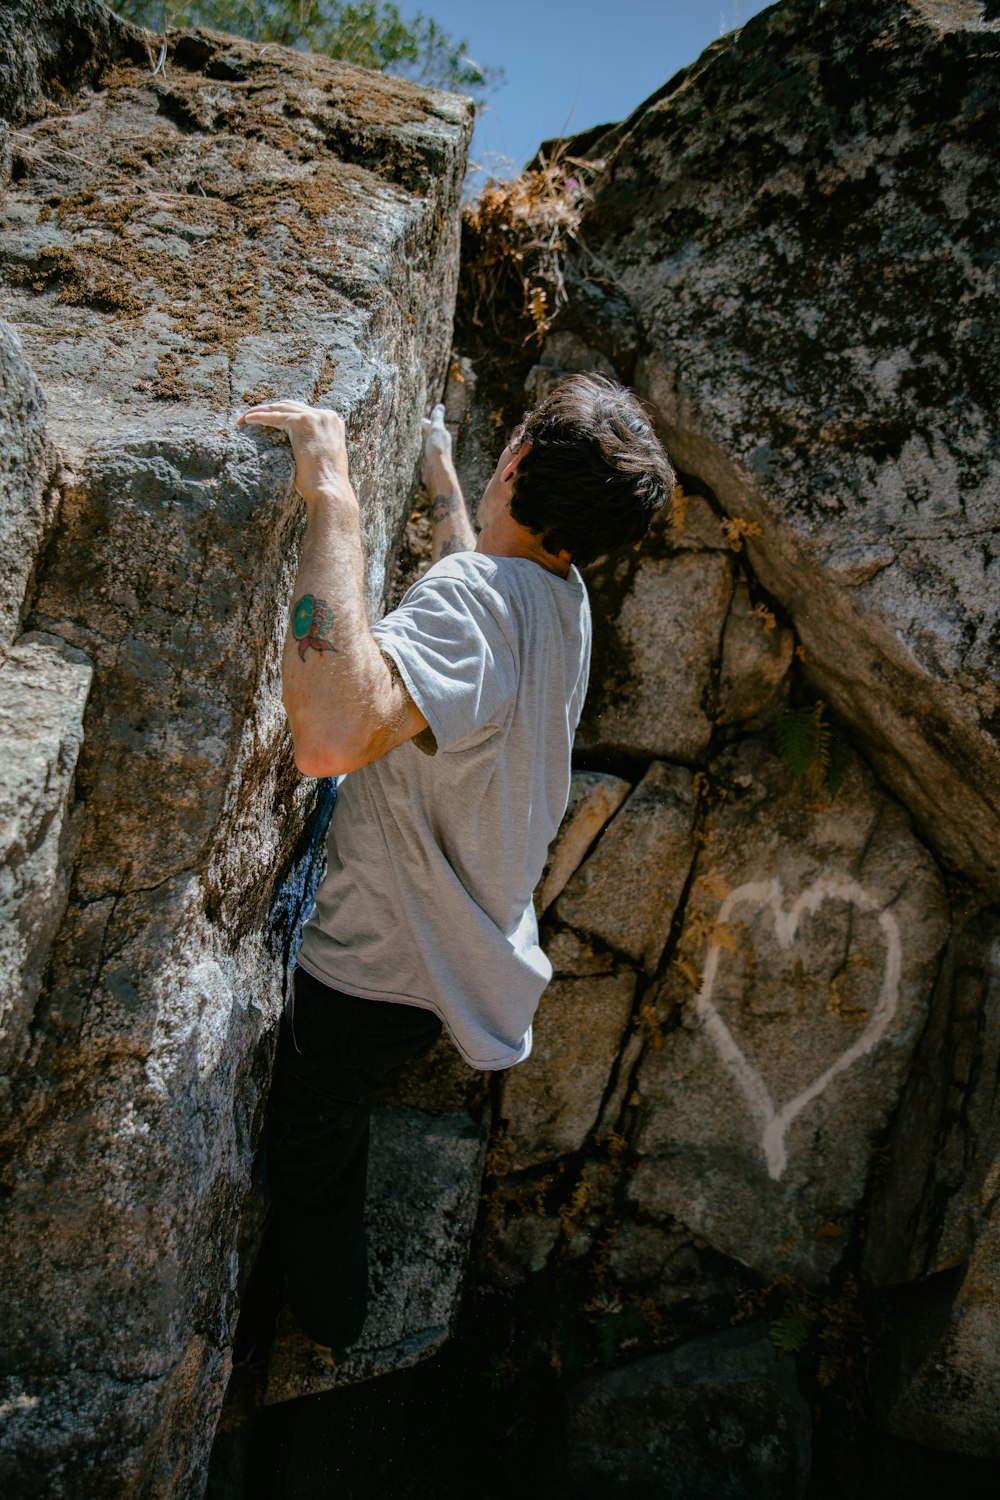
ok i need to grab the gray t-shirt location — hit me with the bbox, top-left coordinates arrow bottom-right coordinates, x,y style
295,549 -> 591,1069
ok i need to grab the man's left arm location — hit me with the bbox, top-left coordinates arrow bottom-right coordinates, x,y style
238,400 -> 428,777
420,404 -> 476,564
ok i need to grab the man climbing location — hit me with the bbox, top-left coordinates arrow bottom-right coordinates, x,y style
238,375 -> 673,1359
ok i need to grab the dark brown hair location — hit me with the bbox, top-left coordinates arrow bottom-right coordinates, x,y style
508,373 -> 674,564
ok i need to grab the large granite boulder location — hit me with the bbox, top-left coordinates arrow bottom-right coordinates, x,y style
0,4 -> 472,1494
561,0 -> 1000,894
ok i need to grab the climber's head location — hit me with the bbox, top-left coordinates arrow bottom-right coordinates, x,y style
505,373 -> 674,565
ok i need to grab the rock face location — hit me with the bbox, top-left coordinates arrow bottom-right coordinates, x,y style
0,633 -> 92,1083
502,933 -> 636,1169
535,769 -> 631,916
440,0 -> 1000,1480
3,0 -> 999,1490
554,761 -> 699,972
0,4 -> 471,1495
864,902 -> 1000,1455
558,1326 -> 812,1500
576,548 -> 734,762
564,0 -> 1000,894
0,324 -> 53,644
264,1107 -> 488,1403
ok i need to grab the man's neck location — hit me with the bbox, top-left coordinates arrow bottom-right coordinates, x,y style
475,515 -> 572,578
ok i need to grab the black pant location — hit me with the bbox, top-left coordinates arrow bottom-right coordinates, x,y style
267,968 -> 443,1350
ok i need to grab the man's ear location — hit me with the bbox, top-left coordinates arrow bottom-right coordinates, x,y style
502,440 -> 531,484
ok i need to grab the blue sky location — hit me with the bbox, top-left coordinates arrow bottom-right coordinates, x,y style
402,0 -> 774,180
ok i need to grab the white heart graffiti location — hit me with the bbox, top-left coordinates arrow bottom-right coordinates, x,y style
695,873 -> 903,1182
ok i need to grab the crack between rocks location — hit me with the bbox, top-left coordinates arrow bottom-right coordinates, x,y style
846,526 -> 997,544
170,530 -> 213,699
868,912 -> 957,1285
572,797 -> 710,1181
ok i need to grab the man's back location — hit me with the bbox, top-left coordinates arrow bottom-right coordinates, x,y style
296,549 -> 592,1068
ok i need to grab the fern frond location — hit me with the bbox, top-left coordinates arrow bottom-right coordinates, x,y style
769,1306 -> 813,1354
776,699 -> 852,796
776,704 -> 824,778
805,701 -> 831,790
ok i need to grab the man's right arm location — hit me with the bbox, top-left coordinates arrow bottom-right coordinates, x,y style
421,404 -> 476,564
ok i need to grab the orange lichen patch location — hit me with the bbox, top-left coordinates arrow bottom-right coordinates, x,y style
239,383 -> 279,406
669,482 -> 690,530
721,515 -> 763,550
14,146 -> 378,360
751,600 -> 777,631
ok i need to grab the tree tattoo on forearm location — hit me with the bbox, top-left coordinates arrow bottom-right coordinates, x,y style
291,594 -> 339,660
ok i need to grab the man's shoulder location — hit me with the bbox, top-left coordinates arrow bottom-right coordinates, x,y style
421,550 -> 497,587
392,553 -> 588,645
423,551 -> 587,603
394,551 -> 506,618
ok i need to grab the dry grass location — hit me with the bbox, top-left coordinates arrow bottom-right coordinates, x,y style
459,146 -> 604,352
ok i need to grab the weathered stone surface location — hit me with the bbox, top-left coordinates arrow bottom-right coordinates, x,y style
717,580 -> 794,725
871,1190 -> 1000,1459
0,1334 -> 225,1500
866,902 -> 1000,1288
503,932 -> 637,1168
0,322 -> 52,645
564,0 -> 1000,892
629,741 -> 949,1280
554,761 -> 698,972
542,924 -> 619,976
477,1180 -> 563,1289
0,920 -> 279,1498
535,769 -> 631,917
0,0 -> 145,132
863,902 -> 1000,1456
576,550 -> 733,762
608,1220 -> 728,1309
0,632 -> 91,1084
264,1107 -> 487,1403
523,328 -> 620,405
0,6 -> 471,1493
557,1325 -> 811,1500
